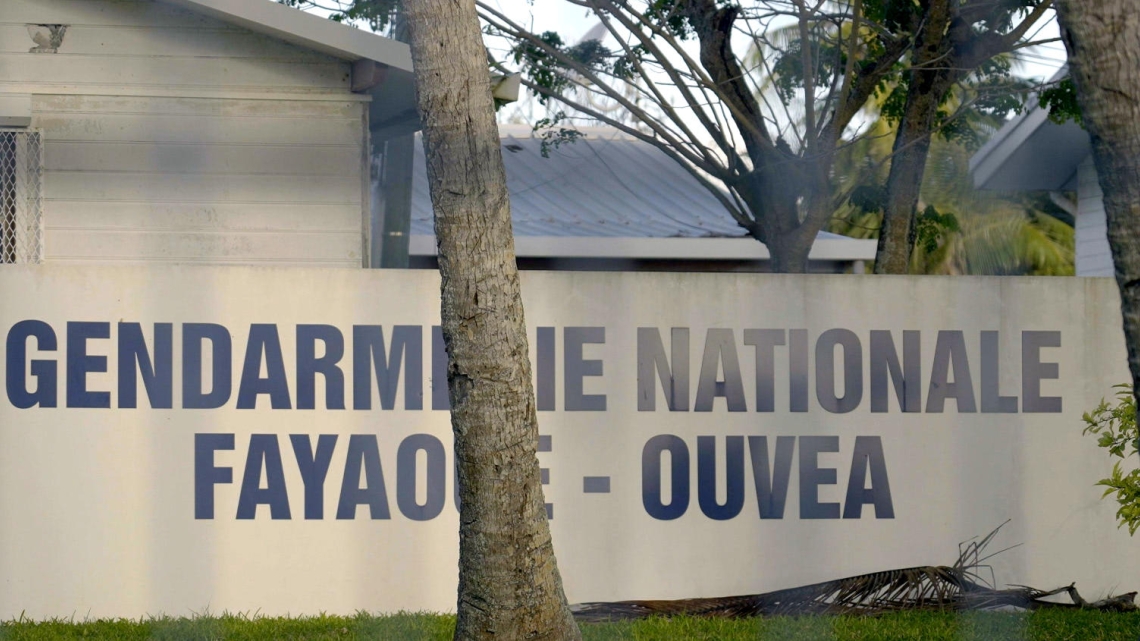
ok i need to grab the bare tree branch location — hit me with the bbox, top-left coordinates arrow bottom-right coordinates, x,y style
477,2 -> 723,174
836,0 -> 862,121
584,0 -> 746,172
792,0 -> 818,147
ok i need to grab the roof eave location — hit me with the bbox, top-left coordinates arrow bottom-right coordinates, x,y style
368,67 -> 420,140
969,105 -> 1052,189
159,0 -> 413,72
409,236 -> 878,261
969,67 -> 1090,192
969,104 -> 1089,192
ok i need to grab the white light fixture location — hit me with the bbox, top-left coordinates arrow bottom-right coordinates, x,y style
491,73 -> 522,103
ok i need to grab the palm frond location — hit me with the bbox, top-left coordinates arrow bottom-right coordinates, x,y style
570,523 -> 1136,622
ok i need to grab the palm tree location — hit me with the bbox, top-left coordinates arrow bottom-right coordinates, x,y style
909,139 -> 1073,276
828,140 -> 1075,276
824,90 -> 1074,276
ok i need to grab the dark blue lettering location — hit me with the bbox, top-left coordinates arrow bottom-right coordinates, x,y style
195,433 -> 234,519
695,330 -> 747,412
1023,331 -> 1062,413
870,330 -> 921,412
799,436 -> 840,519
697,435 -> 744,519
843,436 -> 895,519
182,324 -> 232,409
743,329 -> 784,412
67,321 -> 110,408
537,327 -> 555,411
237,434 -> 291,519
637,327 -> 690,412
926,330 -> 976,413
353,326 -> 422,410
6,320 -> 57,408
789,329 -> 809,412
296,325 -> 345,410
564,327 -> 605,411
396,434 -> 446,521
118,322 -> 173,409
337,434 -> 390,519
815,329 -> 862,413
981,331 -> 1017,413
237,325 -> 291,409
748,435 -> 794,519
290,434 -> 338,519
642,434 -> 689,520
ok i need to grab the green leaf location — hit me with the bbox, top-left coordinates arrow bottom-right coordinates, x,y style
1083,386 -> 1140,535
913,205 -> 960,254
849,184 -> 889,214
533,112 -> 584,158
1039,78 -> 1083,126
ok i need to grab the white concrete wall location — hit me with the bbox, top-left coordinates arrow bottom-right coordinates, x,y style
1076,155 -> 1114,277
1,0 -> 369,266
0,266 -> 1135,618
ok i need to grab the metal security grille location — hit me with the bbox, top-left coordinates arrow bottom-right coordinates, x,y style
0,129 -> 44,264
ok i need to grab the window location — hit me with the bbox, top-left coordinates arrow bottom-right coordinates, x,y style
0,128 -> 43,264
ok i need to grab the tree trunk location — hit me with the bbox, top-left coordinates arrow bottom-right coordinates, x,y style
874,1 -> 952,275
1055,1 -> 1140,418
739,151 -> 821,275
874,117 -> 934,274
766,234 -> 812,274
402,1 -> 581,639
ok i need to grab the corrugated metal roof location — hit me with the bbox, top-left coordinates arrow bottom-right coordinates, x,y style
409,126 -> 852,241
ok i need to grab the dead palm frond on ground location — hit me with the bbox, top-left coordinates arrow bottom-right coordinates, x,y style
571,524 -> 1137,622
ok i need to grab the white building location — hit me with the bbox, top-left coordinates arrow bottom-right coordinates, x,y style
969,82 -> 1105,276
1,0 -> 416,267
2,0 -> 873,272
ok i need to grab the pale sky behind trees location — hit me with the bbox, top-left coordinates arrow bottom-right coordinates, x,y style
299,1 -> 1069,139
479,1 -> 1068,131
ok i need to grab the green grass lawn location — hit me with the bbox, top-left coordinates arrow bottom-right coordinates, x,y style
0,610 -> 1137,640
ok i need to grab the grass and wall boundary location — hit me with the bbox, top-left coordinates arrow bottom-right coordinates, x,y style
0,610 -> 1138,640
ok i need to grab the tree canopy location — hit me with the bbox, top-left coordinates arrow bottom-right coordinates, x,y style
288,0 -> 1061,272
487,0 -> 1059,272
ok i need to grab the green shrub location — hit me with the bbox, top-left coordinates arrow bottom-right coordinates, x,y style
1082,384 -> 1140,534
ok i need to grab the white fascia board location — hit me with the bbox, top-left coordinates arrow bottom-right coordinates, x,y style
0,94 -> 32,128
409,236 -> 878,261
969,67 -> 1073,191
160,0 -> 412,72
969,104 -> 1051,189
806,238 -> 878,260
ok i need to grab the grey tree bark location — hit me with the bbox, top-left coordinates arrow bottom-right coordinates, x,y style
402,0 -> 582,638
872,1 -> 1054,274
1055,2 -> 1140,414
873,0 -> 953,275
